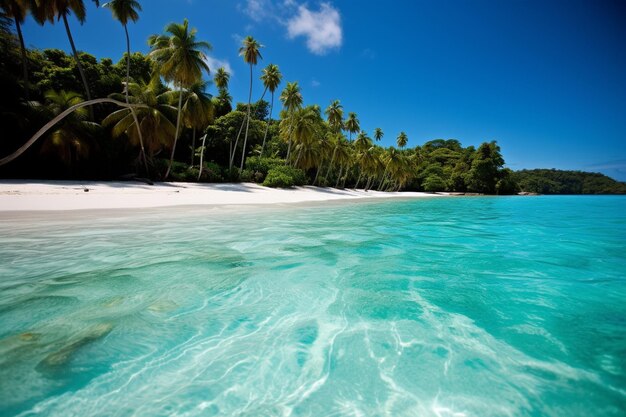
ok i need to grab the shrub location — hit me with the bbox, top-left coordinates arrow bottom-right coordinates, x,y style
422,174 -> 447,192
245,156 -> 284,176
263,165 -> 307,188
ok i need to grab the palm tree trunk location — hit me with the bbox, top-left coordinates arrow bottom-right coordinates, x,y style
230,114 -> 245,169
365,176 -> 373,191
14,17 -> 28,99
190,127 -> 196,167
354,171 -> 363,190
62,13 -> 92,119
239,63 -> 253,171
294,146 -> 303,168
335,165 -> 343,188
324,145 -> 338,182
165,84 -> 184,179
260,91 -> 273,157
313,158 -> 324,185
124,24 -> 148,174
0,98 -> 146,167
378,166 -> 389,190
197,134 -> 207,181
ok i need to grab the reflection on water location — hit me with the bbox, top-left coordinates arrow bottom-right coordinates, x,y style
0,197 -> 625,416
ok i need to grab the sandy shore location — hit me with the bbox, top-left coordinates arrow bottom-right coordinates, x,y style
0,180 -> 445,211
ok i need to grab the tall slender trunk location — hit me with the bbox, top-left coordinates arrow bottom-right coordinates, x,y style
165,84 -> 184,179
230,114 -> 245,169
335,165 -> 343,188
365,176 -> 373,191
260,91 -> 273,157
240,63 -> 253,171
354,171 -> 363,190
284,120 -> 294,165
190,127 -> 196,167
124,25 -> 148,174
14,17 -> 28,99
62,13 -> 92,119
378,166 -> 389,190
294,146 -> 303,168
324,145 -> 338,182
197,134 -> 207,181
313,157 -> 324,185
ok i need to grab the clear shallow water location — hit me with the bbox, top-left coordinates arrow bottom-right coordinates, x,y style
1,196 -> 625,417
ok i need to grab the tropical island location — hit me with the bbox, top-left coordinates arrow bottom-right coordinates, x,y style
1,1 -> 624,196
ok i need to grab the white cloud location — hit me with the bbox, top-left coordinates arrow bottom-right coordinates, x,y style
240,0 -> 271,22
287,3 -> 342,55
204,55 -> 234,76
311,78 -> 321,88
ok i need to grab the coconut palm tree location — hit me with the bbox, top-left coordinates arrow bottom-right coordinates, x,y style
1,0 -> 30,95
322,100 -> 344,182
102,0 -> 146,170
148,19 -> 211,178
344,112 -> 359,142
333,137 -> 351,188
279,81 -> 303,163
259,63 -> 282,157
214,67 -> 230,92
31,0 -> 98,109
38,89 -> 99,168
178,80 -> 213,166
238,36 -> 263,171
397,131 -> 408,149
325,99 -> 344,134
374,127 -> 383,142
103,79 -> 177,159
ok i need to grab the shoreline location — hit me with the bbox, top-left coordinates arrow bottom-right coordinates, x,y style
0,180 -> 447,212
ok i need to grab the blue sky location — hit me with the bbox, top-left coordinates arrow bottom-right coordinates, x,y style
20,0 -> 626,180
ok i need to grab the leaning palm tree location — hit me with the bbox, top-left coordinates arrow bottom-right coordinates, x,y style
344,112 -> 359,142
148,19 -> 211,178
38,89 -> 99,168
236,36 -> 263,171
103,79 -> 177,160
1,0 -> 30,95
279,81 -> 303,163
259,63 -> 282,157
31,0 -> 97,108
374,127 -> 383,142
102,0 -> 146,170
396,131 -> 408,149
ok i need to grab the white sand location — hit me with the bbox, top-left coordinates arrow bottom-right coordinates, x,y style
0,180 -> 445,211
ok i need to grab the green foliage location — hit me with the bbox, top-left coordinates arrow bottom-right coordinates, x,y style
263,165 -> 306,188
511,169 -> 626,194
423,174 -> 447,191
235,99 -> 269,120
245,156 -> 284,179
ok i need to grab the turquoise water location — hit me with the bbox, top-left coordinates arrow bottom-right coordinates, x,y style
1,196 -> 625,416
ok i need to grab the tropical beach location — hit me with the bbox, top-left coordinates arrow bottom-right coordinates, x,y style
0,180 -> 445,211
1,0 -> 626,416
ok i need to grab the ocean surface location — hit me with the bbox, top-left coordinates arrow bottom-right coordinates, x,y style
0,196 -> 625,417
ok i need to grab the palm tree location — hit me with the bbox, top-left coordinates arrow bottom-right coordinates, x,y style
344,112 -> 359,142
397,131 -> 408,149
238,36 -> 263,171
289,106 -> 319,169
1,0 -> 30,96
214,67 -> 230,92
103,79 -> 177,159
178,80 -> 213,166
259,63 -> 282,157
325,99 -> 344,133
279,81 -> 303,163
374,127 -> 383,142
38,89 -> 99,168
148,19 -> 211,179
323,100 -> 344,181
31,0 -> 97,109
102,0 -> 146,170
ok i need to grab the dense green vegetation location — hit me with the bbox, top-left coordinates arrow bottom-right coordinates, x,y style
0,1 -> 623,194
512,170 -> 626,194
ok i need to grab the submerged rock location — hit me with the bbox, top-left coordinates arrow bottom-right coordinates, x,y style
38,323 -> 113,368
